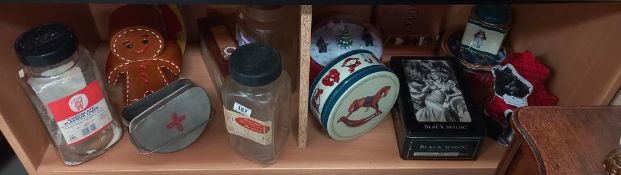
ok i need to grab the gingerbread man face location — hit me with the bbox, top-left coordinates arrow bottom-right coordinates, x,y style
110,26 -> 164,61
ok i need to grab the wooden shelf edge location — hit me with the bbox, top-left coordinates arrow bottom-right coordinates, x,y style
297,5 -> 312,148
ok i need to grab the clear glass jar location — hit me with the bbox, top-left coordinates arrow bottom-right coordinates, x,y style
236,5 -> 298,91
235,5 -> 295,46
15,23 -> 122,165
221,43 -> 291,164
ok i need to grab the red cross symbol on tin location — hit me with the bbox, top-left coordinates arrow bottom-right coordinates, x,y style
166,112 -> 186,132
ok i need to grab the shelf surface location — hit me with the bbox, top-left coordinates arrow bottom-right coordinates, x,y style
36,44 -> 506,175
38,114 -> 505,175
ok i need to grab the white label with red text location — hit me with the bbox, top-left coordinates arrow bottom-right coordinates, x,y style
224,105 -> 272,145
48,81 -> 113,145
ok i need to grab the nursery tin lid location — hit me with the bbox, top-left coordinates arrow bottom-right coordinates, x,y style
310,16 -> 383,67
310,50 -> 399,141
123,79 -> 211,154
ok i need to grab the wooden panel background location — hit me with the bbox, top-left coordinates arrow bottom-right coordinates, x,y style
312,5 -> 373,25
508,3 -> 621,105
0,4 -> 100,174
613,90 -> 621,105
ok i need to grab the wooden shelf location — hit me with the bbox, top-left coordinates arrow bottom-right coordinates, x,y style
38,114 -> 505,175
2,4 -> 621,175
35,44 -> 505,175
38,117 -> 505,175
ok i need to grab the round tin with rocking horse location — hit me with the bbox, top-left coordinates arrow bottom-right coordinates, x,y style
309,50 -> 399,141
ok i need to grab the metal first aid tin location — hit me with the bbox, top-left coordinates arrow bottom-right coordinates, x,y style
122,79 -> 211,154
309,50 -> 399,141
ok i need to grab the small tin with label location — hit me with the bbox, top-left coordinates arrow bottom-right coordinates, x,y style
460,5 -> 512,65
122,79 -> 210,154
441,29 -> 512,72
310,50 -> 399,141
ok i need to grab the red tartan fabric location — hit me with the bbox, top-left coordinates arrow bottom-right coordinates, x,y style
486,51 -> 558,125
463,71 -> 494,109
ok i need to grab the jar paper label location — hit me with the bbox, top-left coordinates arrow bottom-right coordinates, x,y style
461,22 -> 506,55
48,81 -> 113,145
224,106 -> 272,146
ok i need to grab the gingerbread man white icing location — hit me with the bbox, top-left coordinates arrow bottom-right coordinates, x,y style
106,26 -> 182,105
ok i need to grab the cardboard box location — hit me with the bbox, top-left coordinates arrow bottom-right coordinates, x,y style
390,56 -> 486,160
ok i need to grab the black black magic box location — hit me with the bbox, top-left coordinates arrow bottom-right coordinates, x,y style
390,56 -> 486,160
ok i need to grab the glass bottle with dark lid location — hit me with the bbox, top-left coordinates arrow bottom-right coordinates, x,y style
221,43 -> 291,164
15,23 -> 122,165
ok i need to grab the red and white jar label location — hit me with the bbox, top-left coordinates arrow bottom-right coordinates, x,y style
47,81 -> 113,145
224,104 -> 272,146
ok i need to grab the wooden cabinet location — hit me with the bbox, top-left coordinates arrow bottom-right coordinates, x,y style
0,2 -> 619,175
497,106 -> 621,174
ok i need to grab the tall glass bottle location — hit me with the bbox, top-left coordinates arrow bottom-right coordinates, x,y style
221,43 -> 291,164
236,5 -> 298,90
15,23 -> 123,165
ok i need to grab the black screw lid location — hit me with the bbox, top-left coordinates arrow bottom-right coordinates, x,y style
229,43 -> 282,87
14,23 -> 78,67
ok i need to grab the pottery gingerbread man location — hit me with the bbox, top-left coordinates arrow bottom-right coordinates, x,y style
106,26 -> 182,105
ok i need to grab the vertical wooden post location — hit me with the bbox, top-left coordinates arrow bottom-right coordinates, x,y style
298,5 -> 312,148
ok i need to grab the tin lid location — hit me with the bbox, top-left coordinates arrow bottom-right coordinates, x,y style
474,5 -> 512,25
310,15 -> 383,67
122,79 -> 211,153
310,50 -> 399,141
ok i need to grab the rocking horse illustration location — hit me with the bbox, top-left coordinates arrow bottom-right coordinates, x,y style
322,69 -> 341,86
311,89 -> 324,110
363,54 -> 374,64
338,86 -> 391,127
341,57 -> 361,73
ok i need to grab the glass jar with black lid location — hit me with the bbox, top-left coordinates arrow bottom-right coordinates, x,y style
221,43 -> 291,164
15,23 -> 123,165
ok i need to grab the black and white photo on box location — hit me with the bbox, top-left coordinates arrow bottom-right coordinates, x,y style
402,59 -> 471,123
